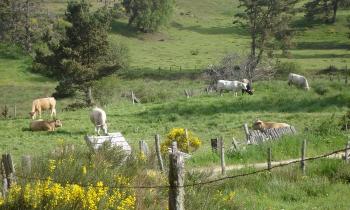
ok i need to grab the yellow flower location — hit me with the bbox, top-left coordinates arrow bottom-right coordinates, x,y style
161,128 -> 202,154
48,159 -> 56,173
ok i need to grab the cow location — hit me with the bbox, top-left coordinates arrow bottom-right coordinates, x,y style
288,73 -> 310,90
216,80 -> 253,96
241,78 -> 254,95
90,107 -> 108,135
252,120 -> 290,131
30,119 -> 62,131
29,97 -> 56,119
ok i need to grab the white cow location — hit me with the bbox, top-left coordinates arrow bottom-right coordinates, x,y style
90,107 -> 108,135
288,73 -> 310,90
216,80 -> 249,96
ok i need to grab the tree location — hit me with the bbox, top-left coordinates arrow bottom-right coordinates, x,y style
305,0 -> 350,23
122,0 -> 174,32
33,1 -> 128,104
234,0 -> 298,80
0,0 -> 43,52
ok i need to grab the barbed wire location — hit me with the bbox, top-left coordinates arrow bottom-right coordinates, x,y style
14,147 -> 346,189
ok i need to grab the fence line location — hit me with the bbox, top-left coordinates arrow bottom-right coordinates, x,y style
13,147 -> 347,190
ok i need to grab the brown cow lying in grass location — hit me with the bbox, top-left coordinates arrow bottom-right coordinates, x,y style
29,97 -> 56,119
30,119 -> 62,131
252,120 -> 290,131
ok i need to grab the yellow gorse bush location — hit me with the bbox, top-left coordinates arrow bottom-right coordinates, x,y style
161,128 -> 202,154
0,178 -> 136,210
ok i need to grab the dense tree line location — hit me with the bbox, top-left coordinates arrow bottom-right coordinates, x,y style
305,0 -> 350,23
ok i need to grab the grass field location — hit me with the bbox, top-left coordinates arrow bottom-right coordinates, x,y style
0,0 -> 350,209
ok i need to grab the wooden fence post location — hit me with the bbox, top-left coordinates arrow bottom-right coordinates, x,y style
139,140 -> 149,156
155,134 -> 164,172
243,123 -> 250,143
87,87 -> 93,106
0,157 -> 7,197
2,154 -> 15,189
211,138 -> 219,152
345,141 -> 350,164
220,137 -> 226,175
301,140 -> 306,175
171,141 -> 177,153
21,155 -> 32,175
267,147 -> 272,171
131,91 -> 135,104
168,149 -> 185,210
232,137 -> 239,150
184,129 -> 189,152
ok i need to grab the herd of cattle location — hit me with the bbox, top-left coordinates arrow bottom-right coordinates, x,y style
216,72 -> 310,95
29,97 -> 108,134
27,72 -> 308,134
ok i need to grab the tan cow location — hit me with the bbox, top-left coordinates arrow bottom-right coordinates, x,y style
29,97 -> 56,119
253,120 -> 290,131
30,119 -> 62,131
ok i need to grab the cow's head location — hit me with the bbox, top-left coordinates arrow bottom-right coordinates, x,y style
29,112 -> 36,119
54,119 -> 63,128
252,120 -> 263,130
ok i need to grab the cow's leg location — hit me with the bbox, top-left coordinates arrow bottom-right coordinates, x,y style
52,108 -> 56,118
96,126 -> 101,135
220,90 -> 223,96
38,109 -> 42,119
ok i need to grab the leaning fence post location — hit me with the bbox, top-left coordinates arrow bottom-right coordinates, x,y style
243,123 -> 250,143
267,147 -> 272,171
220,137 -> 226,175
155,134 -> 164,172
345,141 -> 350,164
168,148 -> 185,210
301,140 -> 307,175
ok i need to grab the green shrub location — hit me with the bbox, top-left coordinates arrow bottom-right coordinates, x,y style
275,61 -> 301,78
314,84 -> 329,95
123,0 -> 174,32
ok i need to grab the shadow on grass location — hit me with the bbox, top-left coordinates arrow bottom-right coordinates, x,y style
285,53 -> 350,59
118,67 -> 204,81
171,21 -> 249,36
110,20 -> 139,38
139,94 -> 350,118
294,41 -> 350,50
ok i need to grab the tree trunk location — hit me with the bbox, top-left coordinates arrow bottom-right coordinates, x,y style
331,0 -> 338,23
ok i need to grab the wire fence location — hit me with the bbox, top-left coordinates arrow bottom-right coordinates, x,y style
13,147 -> 347,190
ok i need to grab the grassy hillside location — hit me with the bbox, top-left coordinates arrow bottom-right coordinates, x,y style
41,0 -> 350,72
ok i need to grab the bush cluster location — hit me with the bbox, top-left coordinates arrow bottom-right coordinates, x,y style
161,128 -> 202,154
